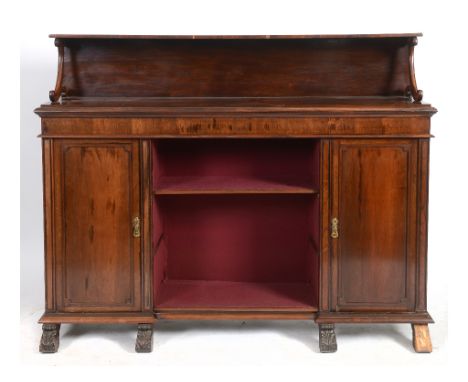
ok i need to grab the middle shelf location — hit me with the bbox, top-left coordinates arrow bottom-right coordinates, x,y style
154,176 -> 319,195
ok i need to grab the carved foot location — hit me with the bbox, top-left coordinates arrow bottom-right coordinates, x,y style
412,324 -> 432,353
319,323 -> 337,353
39,324 -> 60,353
135,323 -> 153,353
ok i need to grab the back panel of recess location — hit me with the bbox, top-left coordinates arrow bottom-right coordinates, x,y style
156,195 -> 318,282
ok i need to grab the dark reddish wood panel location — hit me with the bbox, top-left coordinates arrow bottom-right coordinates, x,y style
54,140 -> 141,312
60,38 -> 412,98
331,140 -> 417,311
39,116 -> 432,138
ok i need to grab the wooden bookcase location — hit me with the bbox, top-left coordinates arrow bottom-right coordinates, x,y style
35,34 -> 436,353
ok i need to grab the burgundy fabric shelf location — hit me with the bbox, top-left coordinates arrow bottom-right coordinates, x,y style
154,176 -> 318,195
155,280 -> 317,310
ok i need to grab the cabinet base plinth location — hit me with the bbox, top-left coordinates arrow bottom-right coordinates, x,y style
39,324 -> 60,353
135,324 -> 153,353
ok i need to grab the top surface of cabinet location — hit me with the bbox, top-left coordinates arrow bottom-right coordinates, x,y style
36,97 -> 435,117
49,33 -> 423,39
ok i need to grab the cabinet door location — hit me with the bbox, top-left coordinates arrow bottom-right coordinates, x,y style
53,140 -> 141,312
330,140 -> 417,312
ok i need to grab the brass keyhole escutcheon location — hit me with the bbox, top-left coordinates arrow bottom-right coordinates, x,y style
331,217 -> 339,239
132,216 -> 141,238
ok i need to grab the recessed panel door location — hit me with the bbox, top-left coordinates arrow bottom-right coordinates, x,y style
53,140 -> 141,312
330,140 -> 417,311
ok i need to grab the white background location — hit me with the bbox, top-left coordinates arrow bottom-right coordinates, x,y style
8,0 -> 468,378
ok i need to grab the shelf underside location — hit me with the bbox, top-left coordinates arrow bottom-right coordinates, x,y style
154,176 -> 318,195
155,281 -> 317,311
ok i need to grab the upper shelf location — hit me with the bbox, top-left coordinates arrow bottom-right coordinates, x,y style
41,33 -> 429,108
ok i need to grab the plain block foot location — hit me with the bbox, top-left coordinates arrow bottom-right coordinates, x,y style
412,324 -> 432,353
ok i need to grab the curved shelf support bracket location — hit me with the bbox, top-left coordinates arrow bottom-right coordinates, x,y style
406,37 -> 423,103
49,39 -> 66,103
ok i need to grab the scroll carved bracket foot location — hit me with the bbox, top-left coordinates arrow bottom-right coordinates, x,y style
135,323 -> 153,353
412,324 -> 432,353
49,40 -> 66,103
319,323 -> 337,353
407,36 -> 424,103
39,323 -> 61,353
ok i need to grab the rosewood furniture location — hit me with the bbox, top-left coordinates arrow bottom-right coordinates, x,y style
35,34 -> 436,353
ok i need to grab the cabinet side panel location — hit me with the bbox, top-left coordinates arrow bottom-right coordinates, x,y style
416,139 -> 430,312
141,140 -> 153,311
42,139 -> 55,311
319,140 -> 330,311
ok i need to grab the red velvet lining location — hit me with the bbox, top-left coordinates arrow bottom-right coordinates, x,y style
157,195 -> 317,282
156,280 -> 317,309
152,139 -> 320,309
153,139 -> 320,189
